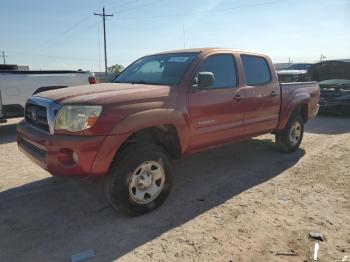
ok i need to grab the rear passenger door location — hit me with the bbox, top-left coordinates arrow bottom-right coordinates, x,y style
240,55 -> 280,136
188,53 -> 245,150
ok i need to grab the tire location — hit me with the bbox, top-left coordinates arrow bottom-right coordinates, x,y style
105,143 -> 173,216
276,113 -> 304,153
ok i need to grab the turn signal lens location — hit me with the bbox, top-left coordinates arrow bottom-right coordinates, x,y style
87,115 -> 99,127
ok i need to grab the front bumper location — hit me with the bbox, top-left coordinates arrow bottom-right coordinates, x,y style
17,121 -> 129,178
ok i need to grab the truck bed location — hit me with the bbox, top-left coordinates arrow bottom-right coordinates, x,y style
278,81 -> 320,130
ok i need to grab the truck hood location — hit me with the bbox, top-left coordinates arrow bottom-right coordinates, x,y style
35,83 -> 172,105
278,69 -> 308,75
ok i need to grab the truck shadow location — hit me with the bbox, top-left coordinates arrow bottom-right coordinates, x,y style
305,114 -> 350,135
0,123 -> 17,145
0,138 -> 304,262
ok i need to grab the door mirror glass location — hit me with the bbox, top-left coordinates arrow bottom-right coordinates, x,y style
197,72 -> 215,88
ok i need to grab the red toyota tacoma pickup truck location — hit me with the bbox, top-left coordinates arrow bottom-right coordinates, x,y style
17,48 -> 319,216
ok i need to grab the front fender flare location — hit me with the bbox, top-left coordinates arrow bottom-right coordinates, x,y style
111,109 -> 190,153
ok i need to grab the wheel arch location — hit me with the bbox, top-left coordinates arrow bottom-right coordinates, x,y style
277,97 -> 310,131
117,124 -> 182,159
91,109 -> 189,176
111,108 -> 189,157
294,104 -> 308,123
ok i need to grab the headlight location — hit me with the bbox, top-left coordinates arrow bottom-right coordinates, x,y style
55,105 -> 102,132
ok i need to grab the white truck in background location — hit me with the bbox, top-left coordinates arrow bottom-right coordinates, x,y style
0,70 -> 96,123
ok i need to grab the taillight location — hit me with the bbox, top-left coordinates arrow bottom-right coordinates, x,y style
89,76 -> 96,84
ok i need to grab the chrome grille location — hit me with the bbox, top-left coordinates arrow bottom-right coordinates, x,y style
24,97 -> 62,134
25,103 -> 49,132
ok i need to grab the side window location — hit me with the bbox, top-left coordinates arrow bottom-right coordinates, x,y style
198,54 -> 237,89
241,55 -> 271,86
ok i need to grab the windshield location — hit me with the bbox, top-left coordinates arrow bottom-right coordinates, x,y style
114,53 -> 198,85
287,63 -> 312,70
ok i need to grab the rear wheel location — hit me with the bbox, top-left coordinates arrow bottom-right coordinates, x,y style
105,143 -> 173,216
276,113 -> 304,153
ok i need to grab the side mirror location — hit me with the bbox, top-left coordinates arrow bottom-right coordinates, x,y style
197,72 -> 215,88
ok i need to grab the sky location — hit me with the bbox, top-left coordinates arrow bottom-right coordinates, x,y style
1,0 -> 349,71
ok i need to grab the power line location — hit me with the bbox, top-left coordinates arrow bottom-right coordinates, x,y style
117,0 -> 287,20
12,0 -> 287,71
7,50 -> 97,61
111,0 -> 166,14
35,15 -> 92,51
94,7 -> 114,80
36,21 -> 99,53
106,0 -> 142,9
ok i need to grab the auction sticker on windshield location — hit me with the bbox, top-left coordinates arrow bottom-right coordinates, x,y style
168,57 -> 190,62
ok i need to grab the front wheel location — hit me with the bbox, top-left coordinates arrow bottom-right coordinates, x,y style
105,143 -> 173,216
276,114 -> 304,153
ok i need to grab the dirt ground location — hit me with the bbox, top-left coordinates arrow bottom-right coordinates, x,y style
0,115 -> 349,262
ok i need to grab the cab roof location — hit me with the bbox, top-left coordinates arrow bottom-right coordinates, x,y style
150,47 -> 268,58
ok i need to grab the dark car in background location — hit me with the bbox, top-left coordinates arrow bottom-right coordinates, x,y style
277,63 -> 313,82
309,61 -> 350,114
308,60 -> 350,81
318,79 -> 350,114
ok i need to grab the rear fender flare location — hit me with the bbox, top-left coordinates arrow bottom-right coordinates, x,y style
277,93 -> 310,130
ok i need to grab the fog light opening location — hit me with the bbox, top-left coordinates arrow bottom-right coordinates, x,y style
58,148 -> 78,167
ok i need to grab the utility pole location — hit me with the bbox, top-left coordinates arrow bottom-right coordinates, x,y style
1,51 -> 7,64
94,7 -> 113,80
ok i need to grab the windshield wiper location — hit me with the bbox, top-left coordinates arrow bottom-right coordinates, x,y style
130,81 -> 162,85
113,80 -> 163,85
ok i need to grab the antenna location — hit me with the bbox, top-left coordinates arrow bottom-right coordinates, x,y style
1,51 -> 7,64
183,23 -> 186,49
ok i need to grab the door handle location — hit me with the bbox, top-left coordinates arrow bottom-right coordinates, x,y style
233,94 -> 244,102
269,91 -> 278,97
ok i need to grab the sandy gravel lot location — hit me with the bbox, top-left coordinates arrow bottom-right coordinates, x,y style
0,115 -> 349,262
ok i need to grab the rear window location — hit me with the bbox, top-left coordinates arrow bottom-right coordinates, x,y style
241,55 -> 271,85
